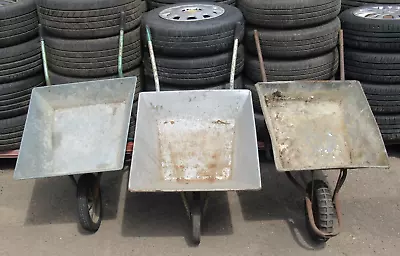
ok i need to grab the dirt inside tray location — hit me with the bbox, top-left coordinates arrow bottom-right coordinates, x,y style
264,91 -> 351,170
158,118 -> 235,182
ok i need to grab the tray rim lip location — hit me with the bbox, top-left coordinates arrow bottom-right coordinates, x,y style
13,76 -> 137,180
255,80 -> 390,172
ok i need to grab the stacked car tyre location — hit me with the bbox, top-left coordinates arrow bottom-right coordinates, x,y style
238,0 -> 341,157
0,0 -> 44,151
142,3 -> 245,93
37,0 -> 146,140
146,0 -> 236,10
341,5 -> 400,144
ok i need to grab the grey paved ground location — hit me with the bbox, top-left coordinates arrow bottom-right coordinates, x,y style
1,149 -> 399,256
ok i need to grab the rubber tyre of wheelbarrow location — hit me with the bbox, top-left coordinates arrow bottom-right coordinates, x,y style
245,48 -> 339,83
340,3 -> 400,51
77,173 -> 102,233
237,0 -> 341,29
143,45 -> 244,86
191,204 -> 202,245
305,180 -> 336,243
245,17 -> 340,59
142,3 -> 244,57
36,0 -> 145,39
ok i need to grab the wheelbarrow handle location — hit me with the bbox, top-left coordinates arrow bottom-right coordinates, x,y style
229,22 -> 242,90
254,30 -> 267,82
145,25 -> 161,92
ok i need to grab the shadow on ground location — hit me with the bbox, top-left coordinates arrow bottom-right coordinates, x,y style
24,170 -> 124,228
238,157 -> 330,251
121,190 -> 233,246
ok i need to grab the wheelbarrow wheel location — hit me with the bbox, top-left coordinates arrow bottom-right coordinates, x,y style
305,180 -> 336,243
191,204 -> 202,245
77,173 -> 102,233
264,143 -> 274,162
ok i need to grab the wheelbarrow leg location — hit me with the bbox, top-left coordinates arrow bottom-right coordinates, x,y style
181,191 -> 209,245
76,173 -> 103,233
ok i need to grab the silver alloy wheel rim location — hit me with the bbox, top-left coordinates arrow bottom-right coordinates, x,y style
159,4 -> 225,22
353,5 -> 400,20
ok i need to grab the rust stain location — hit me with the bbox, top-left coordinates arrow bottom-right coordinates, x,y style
159,118 -> 234,182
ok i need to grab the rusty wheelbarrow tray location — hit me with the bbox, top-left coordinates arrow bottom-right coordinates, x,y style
128,24 -> 261,245
256,80 -> 389,172
256,80 -> 389,243
251,28 -> 389,244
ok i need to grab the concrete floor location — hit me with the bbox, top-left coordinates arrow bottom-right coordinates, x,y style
1,149 -> 399,256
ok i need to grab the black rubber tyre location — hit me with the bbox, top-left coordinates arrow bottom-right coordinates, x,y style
0,130 -> 23,141
0,142 -> 20,151
144,75 -> 243,91
0,101 -> 29,119
243,76 -> 261,112
237,0 -> 341,29
142,3 -> 244,57
363,82 -> 400,114
0,0 -> 38,47
48,67 -> 143,101
191,204 -> 201,245
0,38 -> 42,84
0,115 -> 26,151
0,37 -> 40,65
45,27 -> 142,77
305,180 -> 336,243
245,18 -> 340,59
345,49 -> 400,84
340,5 -> 400,52
254,113 -> 270,145
77,173 -> 102,233
245,49 -> 339,83
0,115 -> 26,131
128,102 -> 138,139
0,73 -> 44,97
362,82 -> 400,101
374,115 -> 400,144
147,0 -> 235,9
143,45 -> 244,86
37,0 -> 145,39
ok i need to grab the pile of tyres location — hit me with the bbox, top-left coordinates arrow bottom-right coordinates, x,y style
0,0 -> 43,151
237,0 -> 341,148
342,0 -> 398,10
146,0 -> 235,10
36,0 -> 146,140
341,5 -> 400,144
142,3 -> 245,92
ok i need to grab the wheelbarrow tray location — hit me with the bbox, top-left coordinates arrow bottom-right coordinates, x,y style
256,80 -> 389,172
129,90 -> 261,192
14,77 -> 137,179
